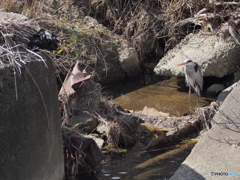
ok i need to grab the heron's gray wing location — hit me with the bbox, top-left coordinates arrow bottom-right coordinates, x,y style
185,64 -> 203,96
191,68 -> 203,96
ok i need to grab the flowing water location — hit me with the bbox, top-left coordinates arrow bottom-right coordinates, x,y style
97,141 -> 196,180
93,77 -> 216,180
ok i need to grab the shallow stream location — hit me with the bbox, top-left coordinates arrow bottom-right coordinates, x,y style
93,77 -> 216,180
98,141 -> 196,180
103,77 -> 216,116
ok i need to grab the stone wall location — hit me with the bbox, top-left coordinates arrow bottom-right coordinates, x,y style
0,54 -> 65,180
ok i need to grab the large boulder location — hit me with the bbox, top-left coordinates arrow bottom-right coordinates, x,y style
170,81 -> 240,180
119,42 -> 141,78
0,12 -> 64,180
0,55 -> 65,180
206,84 -> 225,94
154,33 -> 240,78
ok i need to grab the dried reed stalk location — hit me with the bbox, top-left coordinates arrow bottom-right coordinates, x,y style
0,19 -> 45,71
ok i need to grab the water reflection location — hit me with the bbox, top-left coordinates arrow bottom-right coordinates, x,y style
111,177 -> 121,179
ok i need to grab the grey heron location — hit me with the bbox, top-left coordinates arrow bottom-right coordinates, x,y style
177,59 -> 203,102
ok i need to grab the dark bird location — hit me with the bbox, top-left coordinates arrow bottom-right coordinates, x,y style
29,29 -> 59,50
177,59 -> 203,102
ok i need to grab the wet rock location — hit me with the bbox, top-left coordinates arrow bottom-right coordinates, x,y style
62,128 -> 104,178
136,122 -> 169,149
206,84 -> 225,94
217,82 -> 238,102
85,134 -> 104,149
154,33 -> 240,78
170,81 -> 240,180
146,131 -> 168,149
73,117 -> 99,134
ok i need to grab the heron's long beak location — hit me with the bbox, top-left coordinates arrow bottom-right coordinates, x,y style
177,63 -> 185,66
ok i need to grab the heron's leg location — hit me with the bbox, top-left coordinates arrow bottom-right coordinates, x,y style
188,86 -> 191,103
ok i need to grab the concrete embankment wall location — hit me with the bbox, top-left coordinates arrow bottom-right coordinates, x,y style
0,54 -> 65,180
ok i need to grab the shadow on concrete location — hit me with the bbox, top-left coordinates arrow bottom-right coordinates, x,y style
170,164 -> 205,180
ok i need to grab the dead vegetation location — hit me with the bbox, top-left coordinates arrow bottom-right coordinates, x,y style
62,127 -> 91,179
0,19 -> 44,69
1,1 -> 238,179
62,127 -> 105,179
58,61 -> 140,148
88,0 -> 165,64
0,18 -> 48,103
1,0 -> 240,80
80,0 -> 239,65
57,60 -> 141,178
87,0 -> 240,61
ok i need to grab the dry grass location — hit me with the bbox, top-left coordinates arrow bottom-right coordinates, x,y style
0,0 -> 51,18
77,0 -> 240,64
158,0 -> 206,50
40,18 -> 126,84
89,0 -> 165,63
0,19 -> 45,71
160,0 -> 240,50
62,127 -> 91,179
1,0 -> 240,71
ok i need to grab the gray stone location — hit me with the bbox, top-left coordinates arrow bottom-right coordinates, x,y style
118,42 -> 141,78
0,54 -> 65,180
170,81 -> 240,180
73,117 -> 99,133
217,82 -> 238,102
233,71 -> 240,83
154,33 -> 240,78
206,84 -> 225,94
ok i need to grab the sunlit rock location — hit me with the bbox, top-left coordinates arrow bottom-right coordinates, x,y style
154,33 -> 240,78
